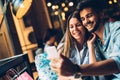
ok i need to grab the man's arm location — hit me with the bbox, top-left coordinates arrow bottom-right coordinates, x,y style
50,54 -> 119,76
80,59 -> 119,76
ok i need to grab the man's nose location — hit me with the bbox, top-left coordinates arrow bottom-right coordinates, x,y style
85,18 -> 90,24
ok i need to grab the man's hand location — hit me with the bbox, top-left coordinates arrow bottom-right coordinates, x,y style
50,53 -> 76,76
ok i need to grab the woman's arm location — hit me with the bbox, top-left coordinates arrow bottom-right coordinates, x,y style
87,33 -> 97,63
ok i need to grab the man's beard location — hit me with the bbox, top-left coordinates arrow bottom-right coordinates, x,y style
89,20 -> 100,33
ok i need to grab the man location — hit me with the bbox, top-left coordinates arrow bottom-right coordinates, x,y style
50,0 -> 120,79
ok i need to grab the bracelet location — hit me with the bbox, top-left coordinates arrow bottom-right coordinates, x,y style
74,64 -> 82,78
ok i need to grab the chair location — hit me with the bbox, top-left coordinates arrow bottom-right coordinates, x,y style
0,53 -> 33,80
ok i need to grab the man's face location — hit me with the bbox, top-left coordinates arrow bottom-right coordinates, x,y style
79,7 -> 99,32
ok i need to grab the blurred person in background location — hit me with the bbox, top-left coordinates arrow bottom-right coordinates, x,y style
43,28 -> 57,52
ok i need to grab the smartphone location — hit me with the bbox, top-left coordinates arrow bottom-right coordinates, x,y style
45,46 -> 58,59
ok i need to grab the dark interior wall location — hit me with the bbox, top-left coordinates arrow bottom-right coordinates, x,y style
1,0 -> 51,56
6,4 -> 22,55
0,0 -> 62,58
30,0 -> 51,48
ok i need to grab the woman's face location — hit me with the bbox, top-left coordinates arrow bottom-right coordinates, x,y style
69,18 -> 85,42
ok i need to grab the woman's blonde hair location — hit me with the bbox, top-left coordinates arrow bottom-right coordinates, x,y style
63,11 -> 81,57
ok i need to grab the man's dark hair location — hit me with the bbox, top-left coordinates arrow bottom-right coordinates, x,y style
76,0 -> 107,14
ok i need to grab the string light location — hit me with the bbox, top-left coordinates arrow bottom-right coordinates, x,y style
64,7 -> 68,12
68,2 -> 74,7
61,3 -> 66,7
46,0 -> 76,20
61,12 -> 65,20
47,2 -> 52,7
108,0 -> 112,4
52,5 -> 56,10
55,5 -> 59,9
113,0 -> 117,3
54,11 -> 59,15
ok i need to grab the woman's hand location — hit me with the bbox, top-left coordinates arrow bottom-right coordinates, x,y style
87,33 -> 96,46
87,33 -> 97,63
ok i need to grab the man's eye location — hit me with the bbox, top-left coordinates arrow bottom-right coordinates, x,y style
87,13 -> 93,18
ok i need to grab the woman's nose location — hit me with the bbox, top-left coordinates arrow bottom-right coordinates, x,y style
73,26 -> 78,30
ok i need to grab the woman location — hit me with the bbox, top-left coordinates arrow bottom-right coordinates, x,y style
63,11 -> 90,65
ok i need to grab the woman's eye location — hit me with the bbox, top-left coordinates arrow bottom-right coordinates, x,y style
69,26 -> 73,28
76,23 -> 82,27
87,13 -> 93,18
81,17 -> 85,21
